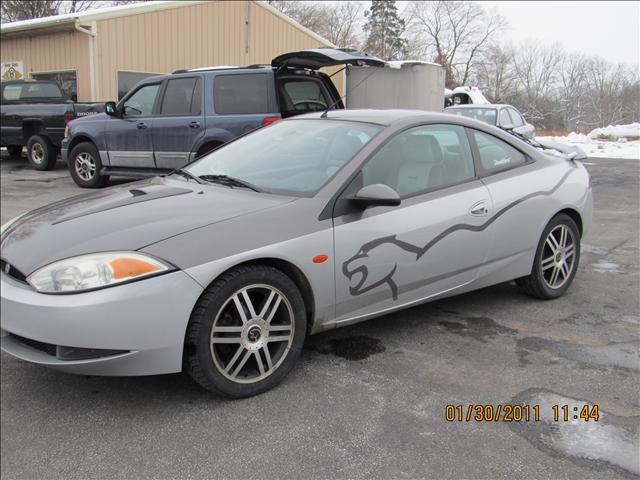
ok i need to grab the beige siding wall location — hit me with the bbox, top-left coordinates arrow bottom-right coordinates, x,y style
94,1 -> 342,101
0,30 -> 91,100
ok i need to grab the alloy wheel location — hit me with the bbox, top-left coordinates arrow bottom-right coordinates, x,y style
541,224 -> 576,289
31,143 -> 44,165
210,284 -> 295,384
75,152 -> 96,181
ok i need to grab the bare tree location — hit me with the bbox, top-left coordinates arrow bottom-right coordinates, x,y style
473,44 -> 518,103
267,1 -> 363,48
408,1 -> 506,86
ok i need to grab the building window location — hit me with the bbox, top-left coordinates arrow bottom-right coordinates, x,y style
117,71 -> 161,101
31,71 -> 77,101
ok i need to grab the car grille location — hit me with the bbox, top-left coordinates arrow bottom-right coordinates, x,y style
0,259 -> 28,283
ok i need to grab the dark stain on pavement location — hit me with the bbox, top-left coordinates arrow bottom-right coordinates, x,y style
306,335 -> 386,361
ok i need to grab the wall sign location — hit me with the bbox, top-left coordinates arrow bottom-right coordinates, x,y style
1,61 -> 25,80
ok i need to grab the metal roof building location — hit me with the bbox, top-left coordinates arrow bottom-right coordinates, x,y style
0,0 -> 337,102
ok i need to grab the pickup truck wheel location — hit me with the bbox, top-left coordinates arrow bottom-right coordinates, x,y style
27,135 -> 57,171
6,146 -> 22,157
68,142 -> 109,188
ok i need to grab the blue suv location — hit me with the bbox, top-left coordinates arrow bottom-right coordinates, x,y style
62,48 -> 384,187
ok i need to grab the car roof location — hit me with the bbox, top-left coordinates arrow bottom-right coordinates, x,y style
295,109 -> 486,126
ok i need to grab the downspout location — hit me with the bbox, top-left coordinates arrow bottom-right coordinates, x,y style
74,20 -> 97,101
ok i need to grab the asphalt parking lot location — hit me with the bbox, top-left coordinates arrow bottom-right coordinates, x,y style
1,152 -> 639,479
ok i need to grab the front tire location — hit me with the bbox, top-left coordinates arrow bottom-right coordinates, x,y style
68,142 -> 109,188
517,213 -> 581,299
185,265 -> 307,398
27,135 -> 57,170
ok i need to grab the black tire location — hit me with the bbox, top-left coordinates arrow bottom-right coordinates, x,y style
517,213 -> 581,299
6,145 -> 22,157
26,135 -> 57,171
185,265 -> 307,398
68,141 -> 109,188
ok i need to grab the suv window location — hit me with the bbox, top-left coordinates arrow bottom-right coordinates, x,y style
214,74 -> 269,114
471,130 -> 527,173
362,124 -> 475,197
123,83 -> 160,116
508,108 -> 525,127
281,79 -> 328,112
160,77 -> 201,115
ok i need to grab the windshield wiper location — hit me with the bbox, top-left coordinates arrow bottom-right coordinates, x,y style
173,168 -> 206,184
198,174 -> 262,192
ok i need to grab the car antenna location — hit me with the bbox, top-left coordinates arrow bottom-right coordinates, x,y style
320,65 -> 381,118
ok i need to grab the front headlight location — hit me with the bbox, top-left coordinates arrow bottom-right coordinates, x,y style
27,252 -> 174,293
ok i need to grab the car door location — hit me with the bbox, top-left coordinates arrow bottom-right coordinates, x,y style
508,107 -> 535,138
106,82 -> 160,168
467,128 -> 543,278
333,124 -> 492,322
152,76 -> 204,169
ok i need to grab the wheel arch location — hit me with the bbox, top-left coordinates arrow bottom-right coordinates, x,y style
555,207 -> 583,236
195,257 -> 316,335
67,134 -> 98,155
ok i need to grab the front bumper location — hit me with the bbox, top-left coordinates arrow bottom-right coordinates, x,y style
0,270 -> 203,376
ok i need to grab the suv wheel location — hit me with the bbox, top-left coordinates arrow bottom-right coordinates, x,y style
185,265 -> 307,398
27,135 -> 57,171
68,142 -> 109,188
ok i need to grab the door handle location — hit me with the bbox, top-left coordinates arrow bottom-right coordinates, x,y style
136,122 -> 148,129
189,121 -> 201,129
469,201 -> 489,216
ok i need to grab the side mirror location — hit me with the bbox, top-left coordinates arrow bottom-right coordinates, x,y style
105,101 -> 118,116
501,123 -> 514,130
350,184 -> 401,208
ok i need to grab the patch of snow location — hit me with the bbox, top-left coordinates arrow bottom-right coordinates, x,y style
537,129 -> 640,160
588,123 -> 640,141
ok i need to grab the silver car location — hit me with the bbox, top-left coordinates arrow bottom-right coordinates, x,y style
0,110 -> 593,397
445,104 -> 536,138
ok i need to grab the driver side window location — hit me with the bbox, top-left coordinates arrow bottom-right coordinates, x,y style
123,83 -> 160,116
361,124 -> 475,197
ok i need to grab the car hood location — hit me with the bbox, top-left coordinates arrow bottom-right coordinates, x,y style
0,176 -> 293,276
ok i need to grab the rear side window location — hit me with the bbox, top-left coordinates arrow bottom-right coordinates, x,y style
281,79 -> 328,111
214,74 -> 269,114
160,77 -> 201,115
471,130 -> 527,173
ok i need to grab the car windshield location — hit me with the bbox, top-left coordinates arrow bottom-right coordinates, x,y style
447,108 -> 497,126
185,119 -> 383,196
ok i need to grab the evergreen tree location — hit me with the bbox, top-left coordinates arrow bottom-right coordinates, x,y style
363,0 -> 408,61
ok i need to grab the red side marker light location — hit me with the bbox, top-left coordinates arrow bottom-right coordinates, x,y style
313,255 -> 329,264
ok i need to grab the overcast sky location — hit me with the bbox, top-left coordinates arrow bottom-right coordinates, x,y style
477,1 -> 639,67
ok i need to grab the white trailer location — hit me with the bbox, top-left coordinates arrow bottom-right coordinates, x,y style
345,60 -> 445,112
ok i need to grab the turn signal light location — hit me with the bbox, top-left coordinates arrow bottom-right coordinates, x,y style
313,255 -> 329,264
110,258 -> 161,279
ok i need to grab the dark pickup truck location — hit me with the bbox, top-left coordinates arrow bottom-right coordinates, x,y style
0,80 -> 103,170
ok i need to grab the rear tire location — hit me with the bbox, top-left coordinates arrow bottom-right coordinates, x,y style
26,135 -> 57,171
68,142 -> 109,188
6,145 -> 22,157
517,213 -> 581,299
184,265 -> 306,398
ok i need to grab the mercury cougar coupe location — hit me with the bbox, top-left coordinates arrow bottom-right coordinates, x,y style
0,110 -> 593,397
